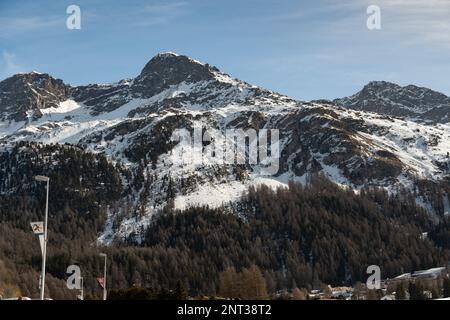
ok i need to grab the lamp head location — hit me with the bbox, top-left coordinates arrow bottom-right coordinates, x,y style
35,175 -> 49,182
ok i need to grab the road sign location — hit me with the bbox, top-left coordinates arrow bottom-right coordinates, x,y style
30,221 -> 45,256
30,221 -> 44,235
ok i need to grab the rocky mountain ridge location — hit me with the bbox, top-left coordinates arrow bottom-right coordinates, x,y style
334,81 -> 450,123
1,52 -> 449,242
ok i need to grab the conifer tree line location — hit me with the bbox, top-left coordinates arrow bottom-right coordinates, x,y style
1,143 -> 450,299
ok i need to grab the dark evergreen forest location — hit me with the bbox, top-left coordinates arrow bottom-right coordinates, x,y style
1,143 -> 450,299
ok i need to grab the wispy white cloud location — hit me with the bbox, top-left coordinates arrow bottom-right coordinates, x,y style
324,0 -> 450,49
0,16 -> 62,37
136,1 -> 189,26
143,1 -> 188,13
382,0 -> 450,48
1,51 -> 23,79
265,0 -> 450,50
263,1 -> 361,23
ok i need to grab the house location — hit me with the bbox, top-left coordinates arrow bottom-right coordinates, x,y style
394,273 -> 411,281
412,267 -> 446,279
330,286 -> 353,299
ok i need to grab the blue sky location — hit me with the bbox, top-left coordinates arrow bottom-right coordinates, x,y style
1,0 -> 449,100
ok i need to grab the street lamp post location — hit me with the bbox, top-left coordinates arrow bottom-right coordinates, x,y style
35,175 -> 49,301
99,253 -> 107,300
80,277 -> 84,300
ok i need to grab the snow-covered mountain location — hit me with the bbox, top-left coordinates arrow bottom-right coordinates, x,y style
1,52 -> 450,242
334,81 -> 450,123
0,71 -> 70,122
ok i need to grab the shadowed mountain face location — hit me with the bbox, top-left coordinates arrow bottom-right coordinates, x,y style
334,81 -> 450,123
0,72 -> 70,122
0,53 -> 223,120
1,53 -> 450,242
133,52 -> 219,96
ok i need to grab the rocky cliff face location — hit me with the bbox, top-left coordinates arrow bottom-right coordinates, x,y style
0,72 -> 70,122
133,52 -> 218,96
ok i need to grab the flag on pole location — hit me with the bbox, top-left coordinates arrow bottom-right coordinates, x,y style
30,222 -> 45,256
96,277 -> 105,289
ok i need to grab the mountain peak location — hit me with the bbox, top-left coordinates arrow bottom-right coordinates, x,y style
24,70 -> 43,75
154,51 -> 181,58
139,52 -> 216,77
363,81 -> 400,90
133,53 -> 219,98
334,81 -> 450,122
0,71 -> 70,122
8,71 -> 51,81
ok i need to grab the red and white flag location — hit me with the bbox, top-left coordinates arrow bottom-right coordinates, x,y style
96,277 -> 105,289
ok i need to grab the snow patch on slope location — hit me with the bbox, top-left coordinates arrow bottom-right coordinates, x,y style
174,177 -> 287,211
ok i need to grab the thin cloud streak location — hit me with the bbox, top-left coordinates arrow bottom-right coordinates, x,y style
0,16 -> 62,37
1,51 -> 23,79
260,0 -> 450,51
136,1 -> 190,26
326,0 -> 450,48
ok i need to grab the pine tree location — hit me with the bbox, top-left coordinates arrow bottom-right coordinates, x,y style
240,265 -> 268,300
174,280 -> 188,300
218,267 -> 238,298
443,278 -> 450,298
409,282 -> 427,300
395,282 -> 406,300
292,287 -> 307,300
